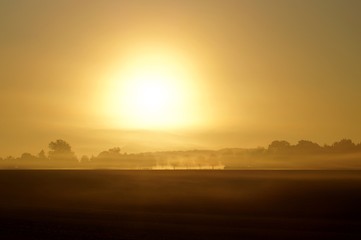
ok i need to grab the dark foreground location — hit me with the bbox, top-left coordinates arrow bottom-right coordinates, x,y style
1,170 -> 361,240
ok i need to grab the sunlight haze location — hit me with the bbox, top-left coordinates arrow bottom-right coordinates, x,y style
102,45 -> 205,129
1,0 -> 360,156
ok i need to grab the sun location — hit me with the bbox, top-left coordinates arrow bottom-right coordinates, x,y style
131,78 -> 170,114
121,68 -> 184,125
104,48 -> 199,129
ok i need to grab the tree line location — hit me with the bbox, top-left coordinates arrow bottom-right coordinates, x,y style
268,139 -> 361,154
1,139 -> 361,169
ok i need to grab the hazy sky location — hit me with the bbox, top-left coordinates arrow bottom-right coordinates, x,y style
1,0 -> 360,156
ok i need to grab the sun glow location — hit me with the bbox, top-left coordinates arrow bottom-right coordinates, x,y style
105,48 -> 200,129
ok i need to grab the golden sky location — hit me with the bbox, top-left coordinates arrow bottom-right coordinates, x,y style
1,0 -> 360,156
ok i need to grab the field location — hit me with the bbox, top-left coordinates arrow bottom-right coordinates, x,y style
1,170 -> 361,239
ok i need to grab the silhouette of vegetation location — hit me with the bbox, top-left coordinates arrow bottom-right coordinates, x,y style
294,140 -> 322,154
1,138 -> 361,169
331,139 -> 357,153
268,140 -> 291,153
38,150 -> 47,160
97,147 -> 122,160
48,139 -> 77,162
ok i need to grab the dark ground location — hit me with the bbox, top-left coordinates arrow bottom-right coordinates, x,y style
0,170 -> 361,240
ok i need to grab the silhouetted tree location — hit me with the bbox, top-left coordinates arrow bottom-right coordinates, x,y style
294,140 -> 322,154
331,139 -> 356,153
20,153 -> 37,161
48,139 -> 77,161
38,150 -> 47,160
268,140 -> 291,153
49,139 -> 72,152
97,147 -> 122,160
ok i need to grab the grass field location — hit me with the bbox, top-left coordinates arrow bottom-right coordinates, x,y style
1,170 -> 361,239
